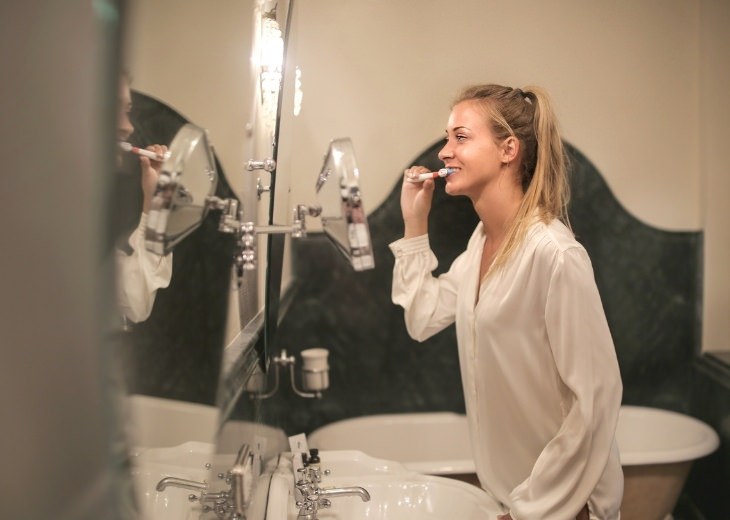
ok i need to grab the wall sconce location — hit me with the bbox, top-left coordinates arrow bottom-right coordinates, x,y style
246,348 -> 330,399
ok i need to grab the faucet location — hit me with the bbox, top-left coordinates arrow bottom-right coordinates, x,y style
153,443 -> 254,520
295,465 -> 371,520
155,476 -> 208,492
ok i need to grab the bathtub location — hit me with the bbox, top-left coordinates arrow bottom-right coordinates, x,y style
308,406 -> 719,520
615,406 -> 720,520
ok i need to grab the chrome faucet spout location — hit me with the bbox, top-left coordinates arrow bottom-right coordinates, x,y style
155,476 -> 207,492
318,486 -> 371,502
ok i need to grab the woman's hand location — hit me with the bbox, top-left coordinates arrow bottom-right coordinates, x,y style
401,165 -> 436,238
140,144 -> 168,213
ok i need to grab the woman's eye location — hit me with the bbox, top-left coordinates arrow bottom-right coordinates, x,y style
456,134 -> 467,142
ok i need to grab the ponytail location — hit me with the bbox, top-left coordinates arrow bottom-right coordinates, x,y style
452,84 -> 571,278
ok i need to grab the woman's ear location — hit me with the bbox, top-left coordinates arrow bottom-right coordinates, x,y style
501,136 -> 520,164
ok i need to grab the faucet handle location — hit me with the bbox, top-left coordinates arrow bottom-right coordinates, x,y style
189,490 -> 233,518
295,466 -> 308,484
308,466 -> 323,483
296,465 -> 326,485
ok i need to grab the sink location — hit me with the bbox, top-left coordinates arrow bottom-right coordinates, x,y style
128,418 -> 290,520
130,445 -> 505,520
257,450 -> 505,520
130,441 -> 234,520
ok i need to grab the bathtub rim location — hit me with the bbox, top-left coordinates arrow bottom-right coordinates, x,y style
616,405 -> 720,466
309,407 -> 721,471
309,411 -> 476,475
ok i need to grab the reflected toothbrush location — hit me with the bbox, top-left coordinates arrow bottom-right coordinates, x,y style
406,168 -> 455,183
118,141 -> 171,161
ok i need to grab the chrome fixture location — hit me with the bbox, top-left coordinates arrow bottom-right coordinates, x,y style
246,348 -> 330,399
256,178 -> 270,199
245,157 -> 277,172
154,443 -> 254,520
145,123 -> 218,256
144,134 -> 374,277
155,476 -> 207,492
207,197 -> 322,281
295,463 -> 370,520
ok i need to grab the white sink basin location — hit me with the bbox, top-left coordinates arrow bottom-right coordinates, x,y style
128,420 -> 290,520
130,441 -> 234,520
258,450 -> 504,520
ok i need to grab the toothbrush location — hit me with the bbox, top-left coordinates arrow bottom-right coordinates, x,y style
406,168 -> 455,183
118,141 -> 171,161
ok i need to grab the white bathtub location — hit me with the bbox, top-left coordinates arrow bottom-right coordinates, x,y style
615,406 -> 720,520
309,412 -> 474,475
308,406 -> 719,520
125,394 -> 220,449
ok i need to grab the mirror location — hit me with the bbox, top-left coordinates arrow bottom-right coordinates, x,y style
115,1 -> 372,517
217,138 -> 375,401
315,138 -> 375,271
105,2 -> 728,519
115,5 -> 270,518
145,122 -> 218,255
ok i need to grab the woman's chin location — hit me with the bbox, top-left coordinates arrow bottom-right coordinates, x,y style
444,180 -> 459,196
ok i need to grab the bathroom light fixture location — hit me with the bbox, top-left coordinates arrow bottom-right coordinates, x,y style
258,5 -> 284,132
293,66 -> 303,116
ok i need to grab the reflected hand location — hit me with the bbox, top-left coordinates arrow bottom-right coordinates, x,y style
401,165 -> 435,238
140,144 -> 168,213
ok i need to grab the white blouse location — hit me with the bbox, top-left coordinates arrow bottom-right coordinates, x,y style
115,212 -> 173,323
390,219 -> 623,520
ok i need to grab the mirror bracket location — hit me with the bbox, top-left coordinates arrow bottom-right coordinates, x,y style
208,196 -> 242,234
207,196 -> 323,274
256,178 -> 271,200
246,158 -> 277,172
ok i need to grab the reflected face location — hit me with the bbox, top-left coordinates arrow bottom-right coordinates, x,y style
438,100 -> 504,200
117,78 -> 134,163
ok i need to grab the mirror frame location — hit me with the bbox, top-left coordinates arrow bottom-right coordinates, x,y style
215,0 -> 295,426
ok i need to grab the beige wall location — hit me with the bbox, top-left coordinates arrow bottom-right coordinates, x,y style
699,0 -> 730,353
125,0 -> 729,352
284,0 -> 701,230
123,0 -> 256,200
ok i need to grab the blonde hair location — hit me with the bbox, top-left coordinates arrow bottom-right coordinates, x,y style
452,84 -> 571,276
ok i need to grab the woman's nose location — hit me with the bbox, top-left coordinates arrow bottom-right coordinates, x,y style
438,141 -> 453,161
119,113 -> 134,140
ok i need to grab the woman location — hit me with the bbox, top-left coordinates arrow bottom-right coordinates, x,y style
115,71 -> 172,324
390,84 -> 623,520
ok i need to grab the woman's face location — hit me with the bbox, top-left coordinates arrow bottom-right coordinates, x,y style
438,100 -> 506,199
117,79 -> 134,143
116,79 -> 135,165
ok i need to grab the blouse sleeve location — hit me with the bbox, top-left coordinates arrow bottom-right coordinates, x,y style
509,246 -> 623,520
116,213 -> 173,323
389,234 -> 463,342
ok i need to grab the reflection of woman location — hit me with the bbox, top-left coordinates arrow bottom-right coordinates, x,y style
390,85 -> 623,519
115,72 -> 172,324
